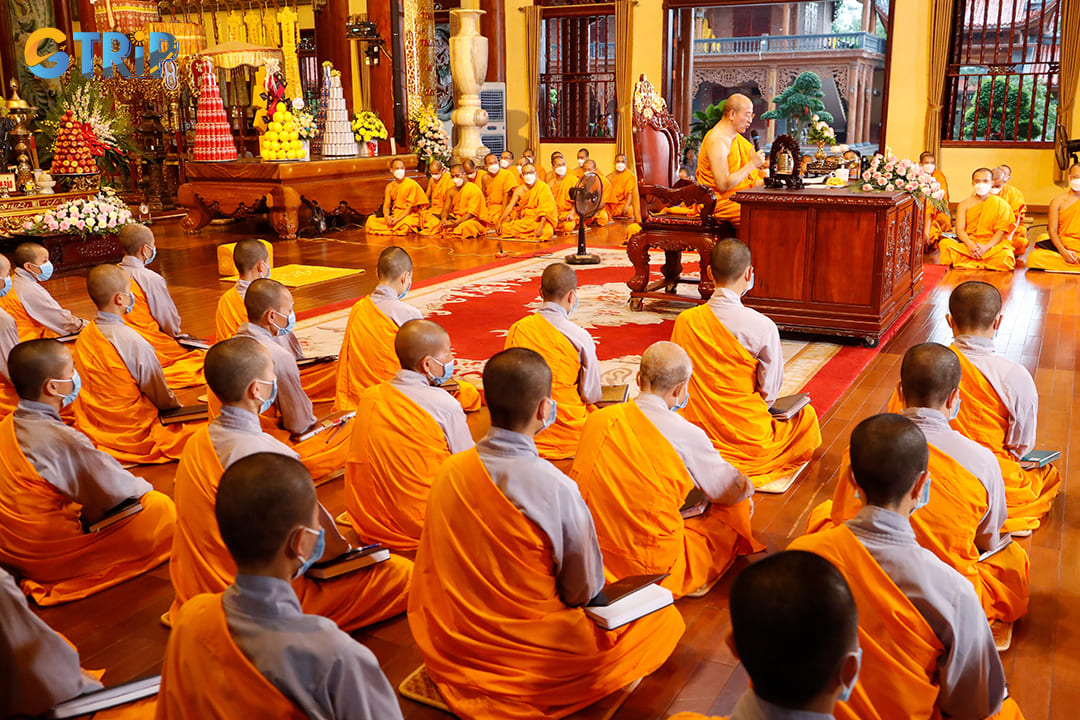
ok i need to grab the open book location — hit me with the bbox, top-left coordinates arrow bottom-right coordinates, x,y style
586,574 -> 674,630
1019,449 -> 1059,469
305,543 -> 391,580
597,384 -> 630,407
46,675 -> 160,719
296,354 -> 338,368
175,335 -> 212,351
159,403 -> 209,425
769,393 -> 810,421
290,410 -> 356,443
679,486 -> 709,519
85,497 -> 143,534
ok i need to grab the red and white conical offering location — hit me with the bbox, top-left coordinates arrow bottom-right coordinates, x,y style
193,58 -> 238,162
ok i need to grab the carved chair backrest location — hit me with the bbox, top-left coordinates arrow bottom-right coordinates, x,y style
632,74 -> 681,188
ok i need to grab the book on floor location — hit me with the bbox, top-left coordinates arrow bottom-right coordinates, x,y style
176,335 -> 212,350
680,486 -> 709,519
291,410 -> 356,443
46,675 -> 160,719
769,393 -> 810,420
159,403 -> 209,425
586,575 -> 674,630
305,543 -> 390,580
1019,449 -> 1059,469
297,354 -> 338,368
597,384 -> 630,407
85,497 -> 142,534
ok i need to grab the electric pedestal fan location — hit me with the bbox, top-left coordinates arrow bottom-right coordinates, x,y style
566,172 -> 603,265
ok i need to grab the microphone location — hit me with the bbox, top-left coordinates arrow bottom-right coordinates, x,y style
750,130 -> 760,151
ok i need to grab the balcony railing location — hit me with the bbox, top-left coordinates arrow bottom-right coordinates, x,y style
694,32 -> 887,57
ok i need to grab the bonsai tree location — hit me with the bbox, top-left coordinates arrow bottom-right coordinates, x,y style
762,71 -> 834,140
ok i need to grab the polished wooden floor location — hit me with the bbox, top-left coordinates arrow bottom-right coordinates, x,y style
32,215 -> 1075,719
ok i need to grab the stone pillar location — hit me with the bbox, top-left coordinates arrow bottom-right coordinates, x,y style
450,8 -> 489,161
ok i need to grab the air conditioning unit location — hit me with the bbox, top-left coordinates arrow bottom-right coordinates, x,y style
479,82 -> 507,156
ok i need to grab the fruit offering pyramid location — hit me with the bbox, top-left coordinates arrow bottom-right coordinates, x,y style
260,107 -> 307,161
51,110 -> 97,175
193,59 -> 238,162
321,71 -> 357,158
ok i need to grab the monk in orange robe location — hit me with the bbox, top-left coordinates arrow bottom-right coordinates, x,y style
993,164 -> 1028,254
505,263 -> 601,459
549,155 -> 579,234
160,450 -> 405,719
364,158 -> 429,235
345,319 -> 475,550
497,163 -> 558,241
215,239 -> 272,342
546,151 -> 565,185
522,148 -> 545,183
571,342 -> 761,598
605,153 -> 641,223
409,347 -> 684,719
944,281 -> 1061,532
480,152 -> 520,224
574,148 -> 589,179
0,243 -> 87,341
421,163 -> 489,238
422,159 -> 453,226
696,94 -> 766,223
938,168 -> 1016,271
808,344 -> 1029,627
463,158 -> 480,186
580,159 -> 613,227
920,151 -> 953,250
0,255 -> 22,420
672,239 -> 821,488
170,338 -> 412,631
1028,162 -> 1080,272
72,265 -> 205,464
0,339 -> 175,605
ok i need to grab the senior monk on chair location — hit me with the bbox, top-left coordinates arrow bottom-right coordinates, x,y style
215,239 -> 272,341
668,551 -> 862,720
791,414 -> 1024,720
169,338 -> 412,631
72,265 -> 205,464
696,94 -> 766,224
160,452 -> 405,720
672,239 -> 821,490
505,263 -> 601,459
808,343 -> 1029,633
409,347 -> 684,720
118,224 -> 205,388
993,164 -> 1028,254
938,168 -> 1016,270
365,158 -> 428,236
0,255 -> 22,419
345,319 -> 474,550
571,342 -> 762,599
0,242 -> 87,341
421,163 -> 488,238
0,339 -> 174,605
1028,163 -> 1080,272
496,163 -> 557,241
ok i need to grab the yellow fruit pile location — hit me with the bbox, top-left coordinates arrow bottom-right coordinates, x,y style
260,108 -> 307,161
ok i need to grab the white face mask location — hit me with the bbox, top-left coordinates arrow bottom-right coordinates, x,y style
431,172 -> 443,182
555,166 -> 567,176
523,173 -> 537,186
577,158 -> 586,167
973,182 -> 991,197
453,176 -> 465,187
500,159 -> 511,168
989,185 -> 1001,194
487,164 -> 499,175
922,163 -> 935,174
1070,178 -> 1080,192
392,168 -> 406,181
615,162 -> 626,172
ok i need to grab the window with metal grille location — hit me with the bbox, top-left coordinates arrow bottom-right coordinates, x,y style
943,0 -> 1060,145
539,9 -> 618,142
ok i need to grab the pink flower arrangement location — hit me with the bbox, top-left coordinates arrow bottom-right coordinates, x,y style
21,188 -> 134,238
855,150 -> 948,213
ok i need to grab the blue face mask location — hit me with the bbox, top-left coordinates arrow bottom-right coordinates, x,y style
837,647 -> 862,703
570,292 -> 579,316
55,370 -> 81,408
122,292 -> 135,314
262,263 -> 272,280
741,271 -> 755,297
429,357 -> 454,386
398,277 -> 412,300
914,475 -> 932,512
541,398 -> 558,431
255,379 -> 278,414
34,261 -> 54,283
948,396 -> 961,421
144,247 -> 157,265
273,310 -> 296,337
672,388 -> 690,412
0,276 -> 11,299
294,526 -> 325,579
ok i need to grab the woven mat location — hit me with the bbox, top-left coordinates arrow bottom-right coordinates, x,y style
222,264 -> 364,287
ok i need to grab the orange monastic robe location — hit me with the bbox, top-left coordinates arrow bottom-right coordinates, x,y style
999,184 -> 1028,253
500,181 -> 558,241
605,170 -> 637,219
671,305 -> 821,486
551,173 -> 579,234
125,279 -> 205,388
806,452 -> 1029,624
939,195 -> 1016,271
365,178 -> 429,235
1028,197 -> 1080,272
951,348 -> 1061,532
0,287 -> 57,341
0,378 -> 17,421
214,286 -> 246,342
482,169 -> 520,224
422,181 -> 488,238
696,131 -> 765,222
345,382 -> 452,550
424,172 -> 455,224
409,449 -> 685,720
571,402 -> 762,598
168,427 -> 412,630
157,593 -> 308,720
333,297 -> 401,412
505,313 -> 592,459
72,321 -> 203,464
0,415 -> 174,605
926,169 -> 953,249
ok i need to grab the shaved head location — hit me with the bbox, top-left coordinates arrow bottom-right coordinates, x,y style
390,158 -> 405,170
540,263 -> 577,301
216,453 -> 316,568
972,167 -> 993,182
849,413 -> 929,506
949,281 -> 1002,332
463,159 -> 477,173
710,238 -> 752,284
485,347 -> 552,431
900,342 -> 961,409
377,246 -> 413,280
119,223 -> 154,256
583,159 -> 598,172
919,152 -> 936,163
13,242 -> 47,269
731,551 -> 858,708
245,278 -> 290,323
86,264 -> 131,309
726,93 -> 753,115
395,319 -> 450,371
501,150 -> 514,160
551,151 -> 564,163
639,341 -> 692,392
8,339 -> 70,400
0,254 -> 10,275
429,159 -> 444,174
577,148 -> 589,159
233,240 -> 270,275
206,336 -> 274,403
484,153 -> 498,165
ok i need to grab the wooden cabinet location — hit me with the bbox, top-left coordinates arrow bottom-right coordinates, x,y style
733,186 -> 923,346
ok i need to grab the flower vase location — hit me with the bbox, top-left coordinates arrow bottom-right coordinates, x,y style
359,141 -> 371,158
300,140 -> 310,162
367,141 -> 378,157
815,141 -> 826,161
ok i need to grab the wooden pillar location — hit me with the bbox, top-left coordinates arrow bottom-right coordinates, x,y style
861,0 -> 872,33
847,63 -> 858,145
780,3 -> 790,35
53,0 -> 74,39
766,66 -> 777,143
479,0 -> 504,83
75,0 -> 96,32
851,65 -> 863,144
862,65 -> 873,143
315,0 -> 354,109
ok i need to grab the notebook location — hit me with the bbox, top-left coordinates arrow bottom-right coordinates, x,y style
769,393 -> 810,420
290,410 -> 356,443
297,354 -> 338,368
586,576 -> 674,630
1019,449 -> 1059,469
85,497 -> 142,534
55,333 -> 80,344
680,486 -> 708,519
159,403 -> 209,425
597,384 -> 630,407
176,335 -> 212,350
588,573 -> 670,607
305,544 -> 391,580
46,675 -> 160,719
